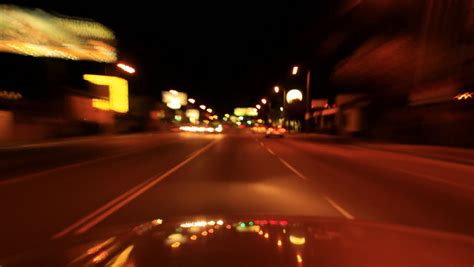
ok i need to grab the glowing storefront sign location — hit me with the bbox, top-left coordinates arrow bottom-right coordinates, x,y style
84,74 -> 128,113
234,107 -> 258,117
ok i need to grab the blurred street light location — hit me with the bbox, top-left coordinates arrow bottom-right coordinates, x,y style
280,107 -> 284,111
199,105 -> 206,110
286,89 -> 303,103
292,66 -> 299,75
188,98 -> 196,104
274,86 -> 280,93
261,98 -> 267,104
256,104 -> 261,110
169,90 -> 178,95
117,63 -> 136,74
206,108 -> 213,113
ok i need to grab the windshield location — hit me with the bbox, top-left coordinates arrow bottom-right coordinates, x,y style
0,0 -> 473,263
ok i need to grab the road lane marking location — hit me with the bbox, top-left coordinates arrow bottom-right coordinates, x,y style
52,139 -> 219,238
278,158 -> 308,180
0,141 -> 179,187
266,148 -> 276,155
324,196 -> 355,220
74,139 -> 219,234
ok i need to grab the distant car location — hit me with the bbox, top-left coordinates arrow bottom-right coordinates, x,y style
265,127 -> 286,138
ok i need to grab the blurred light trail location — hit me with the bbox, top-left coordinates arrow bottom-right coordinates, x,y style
454,92 -> 472,100
116,63 -> 135,74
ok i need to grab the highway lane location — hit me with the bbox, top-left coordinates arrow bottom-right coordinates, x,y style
1,131 -> 473,258
261,136 -> 474,236
0,133 -> 217,256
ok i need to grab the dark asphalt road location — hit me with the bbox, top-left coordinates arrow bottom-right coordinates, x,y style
1,131 -> 473,257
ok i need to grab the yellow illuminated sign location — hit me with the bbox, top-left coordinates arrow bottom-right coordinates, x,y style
92,98 -> 110,111
84,74 -> 128,113
234,107 -> 258,117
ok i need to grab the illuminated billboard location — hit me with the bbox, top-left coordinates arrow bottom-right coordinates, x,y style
0,5 -> 116,62
234,107 -> 258,117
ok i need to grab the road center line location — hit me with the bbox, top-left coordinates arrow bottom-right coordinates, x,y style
52,139 -> 219,238
324,196 -> 355,220
278,157 -> 308,180
266,148 -> 276,155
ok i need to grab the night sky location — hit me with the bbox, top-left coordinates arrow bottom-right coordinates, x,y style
8,1 -> 346,114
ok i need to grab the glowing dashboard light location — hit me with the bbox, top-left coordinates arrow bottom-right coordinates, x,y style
180,221 -> 207,228
296,254 -> 303,263
152,219 -> 163,226
200,105 -> 206,110
188,98 -> 196,104
106,245 -> 134,266
171,242 -> 181,248
289,235 -> 306,245
217,220 -> 224,226
92,251 -> 109,264
277,240 -> 282,247
264,233 -> 270,239
454,92 -> 473,100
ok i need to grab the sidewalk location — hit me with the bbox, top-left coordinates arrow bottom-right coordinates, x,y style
288,133 -> 474,166
0,131 -> 170,150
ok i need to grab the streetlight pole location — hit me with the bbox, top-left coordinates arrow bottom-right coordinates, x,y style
305,69 -> 311,132
292,65 -> 312,132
